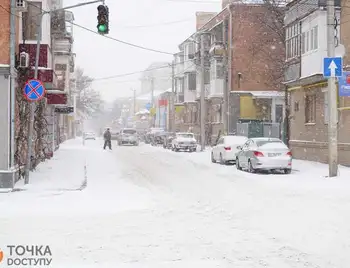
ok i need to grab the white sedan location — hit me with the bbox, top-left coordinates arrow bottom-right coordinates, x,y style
211,135 -> 248,164
236,137 -> 292,174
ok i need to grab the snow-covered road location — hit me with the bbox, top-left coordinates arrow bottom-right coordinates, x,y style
1,139 -> 349,267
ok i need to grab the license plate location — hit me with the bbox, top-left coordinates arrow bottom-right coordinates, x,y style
268,153 -> 281,157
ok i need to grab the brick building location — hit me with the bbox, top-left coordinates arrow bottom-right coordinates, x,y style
284,0 -> 350,165
174,2 -> 285,143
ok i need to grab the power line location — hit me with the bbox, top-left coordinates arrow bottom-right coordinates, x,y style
71,21 -> 174,55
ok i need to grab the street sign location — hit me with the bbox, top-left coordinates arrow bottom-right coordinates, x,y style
323,57 -> 342,77
338,71 -> 350,97
54,106 -> 74,114
23,79 -> 45,101
145,103 -> 151,110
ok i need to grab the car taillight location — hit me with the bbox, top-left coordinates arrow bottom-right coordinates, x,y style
253,151 -> 264,157
224,146 -> 231,150
287,151 -> 292,156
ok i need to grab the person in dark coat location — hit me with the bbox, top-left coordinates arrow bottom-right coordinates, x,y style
103,128 -> 112,150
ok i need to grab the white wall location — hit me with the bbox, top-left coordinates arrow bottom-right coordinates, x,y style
301,10 -> 341,78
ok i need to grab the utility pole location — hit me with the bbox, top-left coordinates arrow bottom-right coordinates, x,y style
24,0 -> 103,184
327,0 -> 338,177
170,61 -> 175,132
133,89 -> 136,115
200,33 -> 206,151
222,20 -> 228,135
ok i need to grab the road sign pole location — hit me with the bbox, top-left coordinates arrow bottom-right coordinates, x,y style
24,12 -> 44,184
327,0 -> 338,177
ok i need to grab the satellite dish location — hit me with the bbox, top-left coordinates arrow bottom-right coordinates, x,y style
335,44 -> 345,57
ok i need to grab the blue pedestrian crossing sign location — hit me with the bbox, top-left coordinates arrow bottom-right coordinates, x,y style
323,57 -> 342,77
145,103 -> 152,110
23,79 -> 46,102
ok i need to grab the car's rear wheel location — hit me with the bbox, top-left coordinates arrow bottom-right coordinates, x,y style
284,168 -> 291,174
248,160 -> 256,173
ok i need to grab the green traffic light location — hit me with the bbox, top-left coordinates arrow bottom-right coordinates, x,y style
98,24 -> 107,32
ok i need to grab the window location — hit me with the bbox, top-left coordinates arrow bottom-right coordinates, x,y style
305,94 -> 316,123
286,23 -> 300,60
302,26 -> 318,54
22,1 -> 42,40
187,72 -> 196,91
216,65 -> 224,79
294,101 -> 300,112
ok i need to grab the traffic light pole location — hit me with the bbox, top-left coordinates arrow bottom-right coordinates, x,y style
24,0 -> 104,184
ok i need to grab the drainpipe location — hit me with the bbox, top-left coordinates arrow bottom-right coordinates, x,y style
227,4 -> 233,134
9,0 -> 16,169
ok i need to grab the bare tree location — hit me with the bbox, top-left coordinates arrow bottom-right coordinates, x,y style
71,67 -> 103,116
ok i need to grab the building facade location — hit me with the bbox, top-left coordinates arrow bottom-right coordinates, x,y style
284,0 -> 350,165
174,2 -> 285,144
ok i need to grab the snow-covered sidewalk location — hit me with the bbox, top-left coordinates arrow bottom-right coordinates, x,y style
0,138 -> 155,216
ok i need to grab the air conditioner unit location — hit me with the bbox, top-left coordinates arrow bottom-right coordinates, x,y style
15,0 -> 27,11
19,52 -> 29,68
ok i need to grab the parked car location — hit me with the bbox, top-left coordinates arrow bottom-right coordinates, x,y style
118,128 -> 139,146
110,129 -> 120,140
211,135 -> 248,164
235,137 -> 292,174
84,132 -> 96,140
151,131 -> 167,146
171,132 -> 197,152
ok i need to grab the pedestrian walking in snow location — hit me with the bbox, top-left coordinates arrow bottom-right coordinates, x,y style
103,128 -> 112,150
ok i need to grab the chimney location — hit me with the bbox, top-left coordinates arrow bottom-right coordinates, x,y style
195,12 -> 217,30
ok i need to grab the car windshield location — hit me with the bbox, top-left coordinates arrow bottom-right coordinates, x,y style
123,129 -> 136,134
177,133 -> 193,138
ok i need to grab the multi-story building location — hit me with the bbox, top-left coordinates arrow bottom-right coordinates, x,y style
51,0 -> 75,142
174,2 -> 285,143
284,0 -> 350,165
0,0 -> 21,187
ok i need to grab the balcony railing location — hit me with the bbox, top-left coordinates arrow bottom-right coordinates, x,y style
53,40 -> 71,54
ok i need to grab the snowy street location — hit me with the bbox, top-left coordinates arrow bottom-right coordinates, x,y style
1,138 -> 350,267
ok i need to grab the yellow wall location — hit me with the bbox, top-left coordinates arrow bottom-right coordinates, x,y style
240,95 -> 257,119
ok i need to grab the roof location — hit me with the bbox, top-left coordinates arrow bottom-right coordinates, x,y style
136,88 -> 172,101
231,91 -> 285,98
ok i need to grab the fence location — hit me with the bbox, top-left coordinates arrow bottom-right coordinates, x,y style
236,121 -> 281,139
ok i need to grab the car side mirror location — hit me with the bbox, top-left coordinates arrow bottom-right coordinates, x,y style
237,145 -> 242,150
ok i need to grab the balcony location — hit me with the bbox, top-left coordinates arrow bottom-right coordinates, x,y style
51,10 -> 74,41
53,39 -> 72,55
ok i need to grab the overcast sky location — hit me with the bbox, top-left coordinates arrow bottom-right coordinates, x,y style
65,0 -> 221,102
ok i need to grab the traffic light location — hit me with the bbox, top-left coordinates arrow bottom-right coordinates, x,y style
97,5 -> 109,34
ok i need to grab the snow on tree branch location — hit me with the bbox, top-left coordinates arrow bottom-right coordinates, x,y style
71,67 -> 103,116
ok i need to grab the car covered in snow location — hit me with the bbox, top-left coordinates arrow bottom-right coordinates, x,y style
171,132 -> 197,152
236,137 -> 292,174
211,135 -> 248,164
83,132 -> 96,140
118,128 -> 139,146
